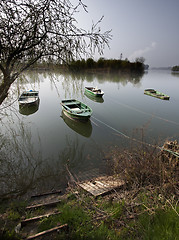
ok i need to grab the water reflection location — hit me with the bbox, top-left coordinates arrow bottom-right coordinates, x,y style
171,72 -> 179,78
15,70 -> 144,105
61,111 -> 92,137
19,99 -> 40,115
84,92 -> 104,103
0,122 -> 67,199
1,69 -> 178,200
65,71 -> 144,85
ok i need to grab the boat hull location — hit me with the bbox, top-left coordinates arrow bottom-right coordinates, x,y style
85,87 -> 104,97
19,98 -> 39,105
144,89 -> 170,100
62,108 -> 91,122
84,92 -> 104,103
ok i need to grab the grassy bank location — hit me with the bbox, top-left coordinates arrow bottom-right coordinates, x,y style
0,144 -> 178,239
0,187 -> 178,239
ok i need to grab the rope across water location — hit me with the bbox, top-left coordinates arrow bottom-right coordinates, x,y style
105,95 -> 179,127
91,115 -> 179,158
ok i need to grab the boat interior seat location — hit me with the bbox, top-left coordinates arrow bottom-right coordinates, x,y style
71,107 -> 81,111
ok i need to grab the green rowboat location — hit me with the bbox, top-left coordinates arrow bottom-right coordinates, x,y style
61,99 -> 92,122
144,89 -> 170,100
85,87 -> 104,97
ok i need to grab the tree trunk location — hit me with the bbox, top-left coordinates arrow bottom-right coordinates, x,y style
0,78 -> 14,105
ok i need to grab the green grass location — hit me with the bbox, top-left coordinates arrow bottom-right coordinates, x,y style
138,208 -> 179,240
37,200 -> 120,240
1,189 -> 178,240
36,193 -> 179,240
0,230 -> 20,240
7,210 -> 20,221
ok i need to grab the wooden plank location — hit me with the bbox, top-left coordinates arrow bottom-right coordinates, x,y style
93,181 -> 110,192
95,181 -> 111,189
87,181 -> 115,192
31,190 -> 61,198
79,183 -> 100,196
96,180 -> 123,188
26,200 -> 61,210
91,186 -> 114,197
80,182 -> 98,191
93,181 -> 124,197
79,178 -> 125,197
79,182 -> 109,197
87,181 -> 103,190
26,224 -> 68,240
79,182 -> 102,196
21,212 -> 61,227
86,182 -> 108,195
94,189 -> 111,197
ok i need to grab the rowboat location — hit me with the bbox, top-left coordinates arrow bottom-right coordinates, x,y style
144,89 -> 170,100
18,90 -> 39,105
61,99 -> 92,122
85,87 -> 104,97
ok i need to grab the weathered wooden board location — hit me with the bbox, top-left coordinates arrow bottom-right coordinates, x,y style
21,211 -> 61,227
79,177 -> 124,197
26,200 -> 61,210
26,224 -> 68,240
31,190 -> 61,198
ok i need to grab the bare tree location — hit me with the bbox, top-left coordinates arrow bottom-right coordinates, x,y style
0,0 -> 111,105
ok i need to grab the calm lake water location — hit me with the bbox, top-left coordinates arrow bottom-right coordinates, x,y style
1,69 -> 179,196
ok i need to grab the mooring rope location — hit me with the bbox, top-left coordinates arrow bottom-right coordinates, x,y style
105,95 -> 179,127
161,148 -> 179,158
91,115 -> 159,149
91,115 -> 179,158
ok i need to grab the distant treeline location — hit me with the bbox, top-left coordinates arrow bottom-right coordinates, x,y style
171,65 -> 179,71
68,58 -> 145,73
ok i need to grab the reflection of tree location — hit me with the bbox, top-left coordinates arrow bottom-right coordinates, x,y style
56,71 -> 144,98
171,72 -> 179,78
0,69 -> 144,118
59,134 -> 107,180
61,71 -> 144,88
0,122 -> 65,199
61,72 -> 84,99
60,136 -> 86,170
0,69 -> 61,120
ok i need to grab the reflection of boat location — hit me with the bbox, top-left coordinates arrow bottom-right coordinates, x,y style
84,92 -> 104,103
61,111 -> 92,137
18,90 -> 39,105
19,101 -> 40,115
85,87 -> 104,97
61,99 -> 92,122
144,89 -> 170,100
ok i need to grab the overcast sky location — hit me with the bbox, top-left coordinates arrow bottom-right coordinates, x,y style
75,0 -> 179,68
